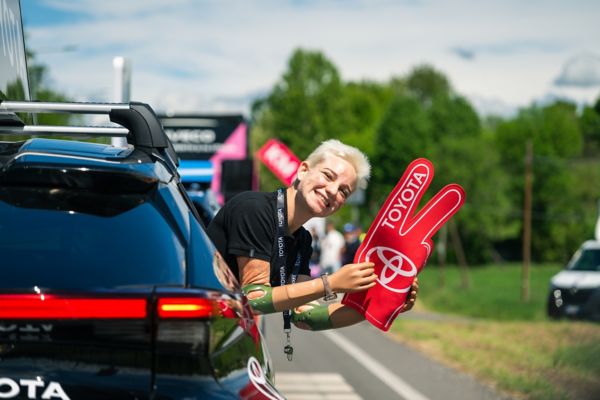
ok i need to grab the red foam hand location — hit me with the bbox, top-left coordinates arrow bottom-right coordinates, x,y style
342,158 -> 465,331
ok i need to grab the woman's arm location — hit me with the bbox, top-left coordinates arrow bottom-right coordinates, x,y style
292,278 -> 420,331
237,256 -> 376,314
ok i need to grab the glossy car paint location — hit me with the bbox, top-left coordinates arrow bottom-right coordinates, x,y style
0,138 -> 279,399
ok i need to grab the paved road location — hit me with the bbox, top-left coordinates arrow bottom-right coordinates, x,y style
263,313 -> 512,400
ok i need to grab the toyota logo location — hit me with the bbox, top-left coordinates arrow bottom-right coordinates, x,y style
246,357 -> 284,400
366,246 -> 416,293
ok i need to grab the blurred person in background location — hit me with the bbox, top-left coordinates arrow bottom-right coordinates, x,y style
320,221 -> 345,274
309,227 -> 322,276
341,223 -> 362,265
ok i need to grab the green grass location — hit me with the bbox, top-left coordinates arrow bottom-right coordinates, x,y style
415,263 -> 561,320
553,341 -> 600,376
389,263 -> 600,400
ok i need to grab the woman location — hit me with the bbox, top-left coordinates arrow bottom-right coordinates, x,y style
207,139 -> 417,332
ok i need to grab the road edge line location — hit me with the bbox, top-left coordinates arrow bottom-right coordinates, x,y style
322,330 -> 431,400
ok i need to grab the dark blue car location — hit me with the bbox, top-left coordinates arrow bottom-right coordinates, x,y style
0,101 -> 282,400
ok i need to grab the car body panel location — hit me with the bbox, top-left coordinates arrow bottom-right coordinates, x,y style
550,270 -> 600,289
4,139 -> 174,183
0,126 -> 281,399
0,290 -> 154,399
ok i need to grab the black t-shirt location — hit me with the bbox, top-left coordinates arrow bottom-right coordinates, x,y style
206,190 -> 312,286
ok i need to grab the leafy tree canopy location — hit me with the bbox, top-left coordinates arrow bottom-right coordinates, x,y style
405,64 -> 452,105
27,49 -> 76,126
251,47 -> 598,264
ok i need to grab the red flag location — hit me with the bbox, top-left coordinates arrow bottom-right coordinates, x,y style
342,158 -> 465,331
256,139 -> 301,186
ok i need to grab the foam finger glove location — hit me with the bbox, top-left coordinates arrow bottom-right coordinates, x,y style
342,158 -> 465,331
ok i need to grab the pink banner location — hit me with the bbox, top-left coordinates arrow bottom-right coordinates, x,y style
210,123 -> 248,204
256,139 -> 301,186
342,158 -> 465,331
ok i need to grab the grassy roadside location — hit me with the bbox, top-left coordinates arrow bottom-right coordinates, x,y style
388,264 -> 600,400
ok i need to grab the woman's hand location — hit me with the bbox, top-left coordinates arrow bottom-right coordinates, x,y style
401,277 -> 419,312
328,262 -> 376,293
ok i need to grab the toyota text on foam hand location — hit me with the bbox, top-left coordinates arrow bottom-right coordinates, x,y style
379,170 -> 427,232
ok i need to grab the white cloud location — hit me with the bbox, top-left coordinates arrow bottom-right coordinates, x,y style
466,94 -> 517,118
554,53 -> 600,87
24,0 -> 600,116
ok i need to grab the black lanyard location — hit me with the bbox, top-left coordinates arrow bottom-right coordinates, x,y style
275,188 -> 301,360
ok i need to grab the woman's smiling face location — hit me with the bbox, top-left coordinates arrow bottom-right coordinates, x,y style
296,154 -> 357,218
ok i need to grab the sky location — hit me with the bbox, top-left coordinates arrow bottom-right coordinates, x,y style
20,0 -> 600,117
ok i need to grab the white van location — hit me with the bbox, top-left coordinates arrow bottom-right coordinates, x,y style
547,240 -> 600,321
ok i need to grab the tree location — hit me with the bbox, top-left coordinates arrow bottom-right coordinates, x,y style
406,64 -> 451,105
431,135 -> 512,264
251,49 -> 352,191
27,49 -> 76,126
371,94 -> 432,207
251,50 -> 395,201
337,80 -> 395,157
428,95 -> 481,142
259,48 -> 349,157
1,48 -> 76,142
495,101 -> 584,261
579,96 -> 600,157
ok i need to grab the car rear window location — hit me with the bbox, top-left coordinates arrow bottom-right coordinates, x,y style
0,190 -> 186,290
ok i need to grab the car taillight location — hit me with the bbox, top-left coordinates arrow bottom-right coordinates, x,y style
154,293 -> 241,377
0,294 -> 147,319
157,297 -> 221,319
155,296 -> 238,347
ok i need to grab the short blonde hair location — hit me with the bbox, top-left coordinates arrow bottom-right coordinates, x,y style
304,139 -> 371,189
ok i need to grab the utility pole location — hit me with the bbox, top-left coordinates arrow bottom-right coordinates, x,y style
112,56 -> 131,148
595,199 -> 600,242
522,140 -> 533,302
